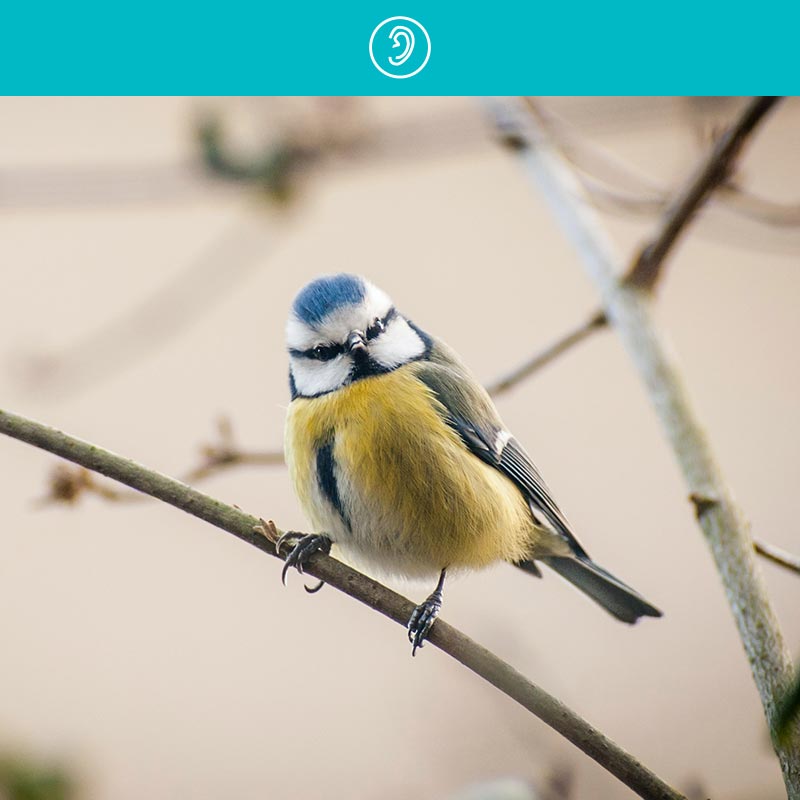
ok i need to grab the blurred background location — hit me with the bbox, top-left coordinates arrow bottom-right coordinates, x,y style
0,97 -> 798,800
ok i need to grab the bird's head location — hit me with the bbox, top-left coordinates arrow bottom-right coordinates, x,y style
286,274 -> 429,398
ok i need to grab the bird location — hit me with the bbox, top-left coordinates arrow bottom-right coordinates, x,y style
281,274 -> 661,654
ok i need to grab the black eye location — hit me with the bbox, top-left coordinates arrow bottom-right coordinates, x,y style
310,344 -> 340,361
366,318 -> 385,340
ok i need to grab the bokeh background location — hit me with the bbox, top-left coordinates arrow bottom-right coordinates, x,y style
0,97 -> 798,800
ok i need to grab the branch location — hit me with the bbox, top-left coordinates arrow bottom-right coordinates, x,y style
504,99 -> 800,796
624,97 -> 782,290
754,539 -> 800,577
529,100 -> 800,230
41,442 -> 800,592
38,417 -> 284,505
0,407 -> 683,800
718,183 -> 800,227
486,311 -> 605,397
523,96 -> 781,294
484,97 -> 781,400
178,417 -> 284,481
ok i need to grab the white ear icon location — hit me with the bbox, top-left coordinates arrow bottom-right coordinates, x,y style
387,25 -> 415,67
369,17 -> 431,79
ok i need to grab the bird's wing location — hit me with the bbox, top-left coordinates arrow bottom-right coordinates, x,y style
413,348 -> 589,559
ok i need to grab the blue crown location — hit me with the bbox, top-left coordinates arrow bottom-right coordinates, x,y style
292,274 -> 366,325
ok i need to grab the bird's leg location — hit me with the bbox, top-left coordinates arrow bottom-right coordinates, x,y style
407,568 -> 447,656
276,531 -> 332,587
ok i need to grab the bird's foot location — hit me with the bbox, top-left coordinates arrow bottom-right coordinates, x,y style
407,595 -> 441,656
276,531 -> 331,588
407,574 -> 446,656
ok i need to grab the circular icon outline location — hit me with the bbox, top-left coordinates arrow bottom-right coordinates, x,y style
369,16 -> 431,79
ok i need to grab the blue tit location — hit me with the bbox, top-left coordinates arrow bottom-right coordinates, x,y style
282,274 -> 661,654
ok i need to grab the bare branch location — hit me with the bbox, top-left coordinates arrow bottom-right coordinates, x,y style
42,450 -> 800,590
487,312 -> 606,397
718,183 -> 800,227
38,417 -> 283,505
529,100 -> 800,230
484,98 -> 782,399
624,97 -> 782,290
503,99 -> 800,795
0,407 -> 684,800
181,417 -> 284,482
523,97 -> 783,294
754,539 -> 800,577
526,103 -> 665,196
35,464 -> 124,506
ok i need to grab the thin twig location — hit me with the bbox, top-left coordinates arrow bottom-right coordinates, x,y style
38,418 -> 284,505
487,311 -> 606,397
754,539 -> 800,577
505,99 -> 800,796
524,97 -> 782,294
484,97 -> 782,398
624,97 -> 782,290
529,103 -> 665,195
531,100 -> 800,229
577,175 -> 800,230
180,417 -> 284,482
181,448 -> 284,481
718,183 -> 800,227
0,407 -> 684,800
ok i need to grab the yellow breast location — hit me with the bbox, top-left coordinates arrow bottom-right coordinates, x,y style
284,364 -> 536,578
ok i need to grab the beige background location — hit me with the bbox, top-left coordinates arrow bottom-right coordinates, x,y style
0,97 -> 798,799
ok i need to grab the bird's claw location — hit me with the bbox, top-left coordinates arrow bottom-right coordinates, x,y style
274,529 -> 300,557
278,533 -> 332,587
407,591 -> 443,656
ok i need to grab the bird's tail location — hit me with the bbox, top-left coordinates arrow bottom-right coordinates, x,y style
519,556 -> 662,624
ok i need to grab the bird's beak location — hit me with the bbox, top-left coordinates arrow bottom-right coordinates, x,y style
347,330 -> 367,355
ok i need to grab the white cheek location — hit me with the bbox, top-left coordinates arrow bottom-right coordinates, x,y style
291,355 -> 352,397
370,319 -> 425,368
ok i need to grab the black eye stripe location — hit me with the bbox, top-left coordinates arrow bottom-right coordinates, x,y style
289,308 -> 398,361
366,307 -> 397,340
289,344 -> 343,362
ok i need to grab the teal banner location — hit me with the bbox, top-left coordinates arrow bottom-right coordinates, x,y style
1,0 -> 795,93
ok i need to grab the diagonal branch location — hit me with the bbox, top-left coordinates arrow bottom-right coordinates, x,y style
487,311 -> 605,397
503,99 -> 800,797
623,96 -> 782,290
486,97 -> 782,399
0,407 -> 683,800
754,539 -> 800,577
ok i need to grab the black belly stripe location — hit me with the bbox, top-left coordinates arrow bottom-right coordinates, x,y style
316,440 -> 351,531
